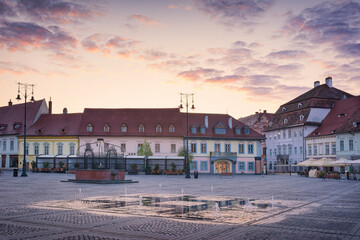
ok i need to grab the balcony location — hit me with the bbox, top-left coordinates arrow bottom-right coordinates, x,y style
210,152 -> 237,158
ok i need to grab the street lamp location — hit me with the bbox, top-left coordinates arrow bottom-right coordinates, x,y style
179,93 -> 195,179
16,82 -> 35,177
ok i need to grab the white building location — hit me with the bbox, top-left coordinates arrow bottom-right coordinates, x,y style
264,77 -> 354,173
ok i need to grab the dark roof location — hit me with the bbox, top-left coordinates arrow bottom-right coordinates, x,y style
239,112 -> 274,135
78,108 -> 184,137
307,96 -> 360,137
0,100 -> 45,136
276,84 -> 353,114
187,113 -> 264,140
25,113 -> 83,136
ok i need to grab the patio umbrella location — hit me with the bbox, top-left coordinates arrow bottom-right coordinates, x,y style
332,158 -> 354,166
296,158 -> 317,166
309,158 -> 336,167
351,159 -> 360,165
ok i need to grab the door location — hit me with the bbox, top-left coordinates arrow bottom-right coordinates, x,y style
215,161 -> 230,173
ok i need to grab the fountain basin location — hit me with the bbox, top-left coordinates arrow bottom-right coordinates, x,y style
75,169 -> 125,181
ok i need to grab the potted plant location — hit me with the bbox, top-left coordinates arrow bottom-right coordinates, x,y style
128,163 -> 138,175
43,162 -> 50,173
171,162 -> 177,172
31,161 -> 37,172
59,161 -> 64,173
153,164 -> 160,175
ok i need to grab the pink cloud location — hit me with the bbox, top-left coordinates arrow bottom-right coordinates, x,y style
177,67 -> 223,82
130,14 -> 162,26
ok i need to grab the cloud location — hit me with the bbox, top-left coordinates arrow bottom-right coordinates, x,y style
0,0 -> 16,17
206,75 -> 244,83
16,0 -> 100,24
177,67 -> 223,81
0,61 -> 39,75
246,74 -> 280,85
81,33 -> 103,52
106,36 -> 140,49
130,14 -> 162,26
0,21 -> 76,51
283,1 -> 360,57
194,0 -> 275,27
267,50 -> 308,59
147,59 -> 197,72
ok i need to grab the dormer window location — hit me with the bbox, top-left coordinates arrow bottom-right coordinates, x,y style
284,118 -> 288,124
214,122 -> 226,134
87,124 -> 93,133
121,124 -> 127,133
234,127 -> 241,135
269,121 -> 273,127
298,102 -> 302,108
200,125 -> 206,134
156,124 -> 162,133
300,115 -> 304,121
139,124 -> 145,132
0,125 -> 6,131
191,125 -> 197,134
36,129 -> 43,134
60,128 -> 66,133
338,113 -> 347,117
244,127 -> 250,135
13,123 -> 21,130
169,124 -> 175,133
104,123 -> 110,132
282,107 -> 286,112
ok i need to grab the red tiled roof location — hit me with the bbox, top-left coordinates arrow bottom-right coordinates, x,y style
0,100 -> 45,136
25,113 -> 83,136
186,113 -> 264,140
78,108 -> 184,137
239,112 -> 274,135
307,96 -> 360,137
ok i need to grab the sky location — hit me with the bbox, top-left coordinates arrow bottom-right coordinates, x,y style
0,0 -> 359,118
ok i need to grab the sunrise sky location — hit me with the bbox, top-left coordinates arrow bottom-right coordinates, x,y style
0,0 -> 359,118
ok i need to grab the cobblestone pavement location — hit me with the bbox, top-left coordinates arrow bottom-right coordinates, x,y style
0,172 -> 359,240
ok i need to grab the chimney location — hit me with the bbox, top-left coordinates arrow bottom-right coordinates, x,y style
263,110 -> 267,113
49,98 -> 52,114
325,77 -> 332,88
205,116 -> 208,129
63,108 -> 68,114
314,81 -> 320,88
228,117 -> 233,129
8,99 -> 12,106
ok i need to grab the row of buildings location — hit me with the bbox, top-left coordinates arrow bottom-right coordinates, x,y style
0,100 -> 264,174
1,77 -> 359,174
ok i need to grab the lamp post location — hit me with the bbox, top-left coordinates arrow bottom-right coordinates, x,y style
179,93 -> 195,179
16,82 -> 35,177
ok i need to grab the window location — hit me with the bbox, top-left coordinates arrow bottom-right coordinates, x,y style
349,140 -> 354,151
308,145 -> 312,155
269,162 -> 273,170
86,143 -> 91,150
282,107 -> 286,112
87,124 -> 93,132
300,115 -> 304,121
282,145 -> 287,155
294,147 -> 297,155
340,140 -> 344,151
331,143 -> 336,154
283,131 -> 286,139
200,161 -> 208,171
190,161 -> 197,171
25,143 -> 29,155
238,161 -> 245,171
70,144 -> 75,155
139,124 -> 145,132
274,149 -> 277,155
10,140 -> 14,151
104,143 -> 109,153
278,131 -> 281,139
248,144 -> 254,154
121,124 -> 127,133
44,143 -> 49,155
2,140 -> 6,151
121,143 -> 126,153
200,126 -> 206,134
137,144 -> 143,151
171,144 -> 176,153
190,143 -> 197,153
104,123 -> 110,132
298,102 -> 302,108
156,124 -> 162,133
155,143 -> 160,153
214,143 -> 220,153
300,146 -> 303,154
248,162 -> 255,171
169,124 -> 175,133
288,145 -> 292,155
34,144 -> 39,155
284,118 -> 288,124
191,125 -> 197,133
201,143 -> 207,153
238,143 -> 244,154
235,127 -> 241,135
294,131 -> 297,137
277,145 -> 281,155
288,129 -> 291,138
225,144 -> 231,152
313,145 -> 317,155
214,122 -> 226,134
57,144 -> 63,155
325,144 -> 330,155
244,128 -> 250,135
270,149 -> 272,156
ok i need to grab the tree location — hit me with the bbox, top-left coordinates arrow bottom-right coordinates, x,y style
137,140 -> 153,157
178,147 -> 193,162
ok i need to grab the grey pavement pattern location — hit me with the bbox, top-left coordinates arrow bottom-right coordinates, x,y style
0,172 -> 359,240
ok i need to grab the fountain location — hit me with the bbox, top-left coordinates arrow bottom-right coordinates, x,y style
212,202 -> 220,219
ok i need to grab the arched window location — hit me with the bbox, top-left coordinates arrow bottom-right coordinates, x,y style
282,107 -> 287,112
169,124 -> 175,133
191,125 -> 197,134
87,124 -> 93,133
139,124 -> 145,132
300,115 -> 304,121
284,118 -> 288,124
121,124 -> 127,133
298,102 -> 302,108
200,125 -> 206,134
104,123 -> 110,132
156,124 -> 162,133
